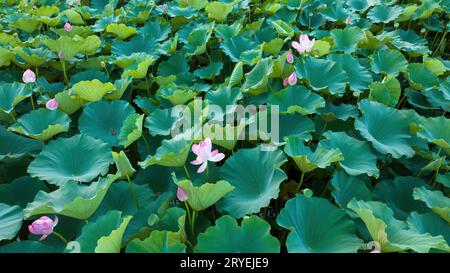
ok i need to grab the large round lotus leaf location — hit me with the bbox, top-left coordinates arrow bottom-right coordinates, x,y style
157,87 -> 197,105
183,23 -> 214,56
368,76 -> 401,107
0,82 -> 31,114
367,5 -> 402,23
8,108 -> 71,141
127,230 -> 185,253
407,63 -> 439,90
157,53 -> 189,77
277,195 -> 364,253
79,100 -> 135,146
121,54 -> 154,79
328,54 -> 372,95
331,170 -> 373,211
242,58 -> 273,95
139,135 -> 191,168
205,1 -> 234,21
95,215 -> 133,253
0,125 -> 42,160
195,215 -> 280,253
205,87 -> 243,115
12,47 -> 51,67
267,85 -> 325,115
413,187 -> 450,223
220,35 -> 258,64
0,176 -> 47,208
42,35 -> 101,60
330,26 -> 364,53
370,48 -> 408,76
0,46 -> 14,67
391,29 -> 430,55
176,179 -> 234,211
24,175 -> 119,220
28,134 -> 113,185
71,80 -> 116,102
321,131 -> 379,177
217,147 -> 287,218
417,116 -> 450,149
295,56 -> 348,96
318,101 -> 358,122
193,62 -> 223,80
106,23 -> 137,39
0,203 -> 23,241
373,177 -> 430,220
355,100 -> 415,159
407,212 -> 450,244
54,90 -> 83,115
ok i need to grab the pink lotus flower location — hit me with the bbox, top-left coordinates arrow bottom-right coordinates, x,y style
177,186 -> 188,201
345,16 -> 351,25
22,69 -> 36,83
191,138 -> 225,173
58,51 -> 65,59
284,71 -> 297,86
292,34 -> 315,54
162,4 -> 168,12
28,216 -> 58,241
46,98 -> 58,110
286,50 -> 294,63
64,22 -> 73,31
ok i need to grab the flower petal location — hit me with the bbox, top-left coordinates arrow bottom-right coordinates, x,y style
209,152 -> 225,162
197,161 -> 208,173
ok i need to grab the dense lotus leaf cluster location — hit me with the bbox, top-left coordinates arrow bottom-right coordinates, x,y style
0,0 -> 449,253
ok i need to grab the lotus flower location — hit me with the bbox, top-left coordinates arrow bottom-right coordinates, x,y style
64,22 -> 73,31
22,69 -> 36,83
177,186 -> 188,201
162,4 -> 168,13
283,71 -> 297,86
191,138 -> 225,173
345,16 -> 351,25
28,216 -> 58,241
46,98 -> 58,110
292,34 -> 315,54
58,51 -> 65,59
286,50 -> 294,63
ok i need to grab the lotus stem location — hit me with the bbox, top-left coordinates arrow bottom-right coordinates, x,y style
296,172 -> 305,191
61,60 -> 69,85
126,175 -> 140,209
52,231 -> 68,245
183,164 -> 191,180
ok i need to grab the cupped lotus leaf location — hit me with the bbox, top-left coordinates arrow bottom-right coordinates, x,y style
205,2 -> 234,21
417,116 -> 450,149
0,46 -> 14,67
176,179 -> 234,211
220,35 -> 258,63
139,135 -> 191,168
311,40 -> 332,57
106,23 -> 137,39
284,136 -> 343,173
54,90 -> 83,115
95,214 -> 133,253
373,177 -> 430,220
271,19 -> 294,37
296,56 -> 348,96
0,126 -> 42,160
242,58 -> 273,95
157,87 -> 197,105
368,76 -> 401,107
12,47 -> 51,67
355,100 -> 415,159
79,100 -> 135,146
8,108 -> 71,141
262,38 -> 284,56
157,53 -> 189,77
267,85 -> 325,115
145,107 -> 183,136
0,82 -> 31,114
112,151 -> 135,179
277,195 -> 364,253
391,29 -> 430,55
407,212 -> 450,244
227,62 -> 244,88
0,203 -> 23,241
217,147 -> 287,218
193,62 -> 223,79
24,175 -> 119,220
118,113 -> 144,148
42,35 -> 101,60
370,48 -> 408,76
126,230 -> 185,253
423,58 -> 447,76
121,54 -> 154,79
183,23 -> 214,56
407,63 -> 439,90
329,54 -> 372,95
71,80 -> 116,102
318,101 -> 358,122
27,134 -> 113,185
413,187 -> 450,223
321,131 -> 379,177
195,215 -> 280,253
331,170 -> 373,210
330,26 -> 364,53
367,5 -> 402,23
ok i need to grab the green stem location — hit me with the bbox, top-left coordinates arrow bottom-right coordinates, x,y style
191,210 -> 196,242
126,175 -> 140,209
296,172 -> 305,191
30,96 -> 35,110
61,60 -> 69,85
183,164 -> 191,180
52,231 -> 68,245
141,133 -> 151,152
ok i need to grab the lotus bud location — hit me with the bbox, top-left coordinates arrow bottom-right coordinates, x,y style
64,22 -> 73,31
177,186 -> 188,201
28,216 -> 58,241
286,50 -> 294,63
345,16 -> 351,25
100,61 -> 106,68
58,51 -> 65,59
46,98 -> 58,111
22,69 -> 36,83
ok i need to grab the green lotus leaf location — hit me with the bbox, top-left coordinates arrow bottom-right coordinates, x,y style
8,15 -> 41,33
367,5 -> 402,23
79,100 -> 135,146
151,207 -> 187,241
126,230 -> 185,253
24,174 -> 119,220
329,54 -> 372,95
0,126 -> 42,161
242,58 -> 273,95
355,100 -> 415,159
284,136 -> 343,173
0,203 -> 23,241
193,62 -> 223,79
227,62 -> 244,88
417,116 -> 450,149
103,77 -> 133,101
331,170 -> 373,210
71,80 -> 116,102
157,53 -> 189,77
423,57 -> 447,76
121,54 -> 154,79
202,122 -> 246,150
407,212 -> 450,245
321,131 -> 379,177
139,135 -> 191,168
407,63 -> 439,90
42,35 -> 101,60
183,23 -> 214,56
330,26 -> 364,53
145,107 -> 183,136
296,56 -> 348,96
368,76 -> 401,107
217,147 -> 287,218
28,134 -> 112,185
176,179 -> 234,211
373,177 -> 430,220
95,214 -> 133,253
318,101 -> 358,122
157,87 -> 197,105
271,19 -> 294,37
370,48 -> 408,76
112,151 -> 135,179
277,195 -> 364,253
106,23 -> 137,39
54,90 -> 82,115
205,2 -> 234,21
0,176 -> 47,208
391,29 -> 430,55
0,82 -> 31,114
220,35 -> 259,64
12,47 -> 51,67
267,85 -> 325,115
413,187 -> 450,223
0,46 -> 14,67
205,87 -> 243,116
0,241 -> 58,253
215,20 -> 242,40
118,113 -> 144,148
195,215 -> 280,253
8,108 -> 71,141
275,113 -> 315,142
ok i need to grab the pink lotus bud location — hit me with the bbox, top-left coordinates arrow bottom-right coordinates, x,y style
28,216 -> 58,241
64,22 -> 73,31
286,50 -> 294,63
345,16 -> 351,25
283,77 -> 289,87
46,98 -> 58,111
287,71 -> 297,86
58,51 -> 65,59
163,4 -> 168,12
22,69 -> 36,83
177,186 -> 188,201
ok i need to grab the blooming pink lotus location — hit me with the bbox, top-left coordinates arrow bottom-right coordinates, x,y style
64,22 -> 73,31
286,50 -> 294,63
177,186 -> 188,201
191,138 -> 225,173
283,71 -> 297,86
28,216 -> 58,241
292,34 -> 315,54
46,98 -> 58,110
22,69 -> 36,83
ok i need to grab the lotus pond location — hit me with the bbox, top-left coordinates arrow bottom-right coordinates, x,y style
0,0 -> 449,254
